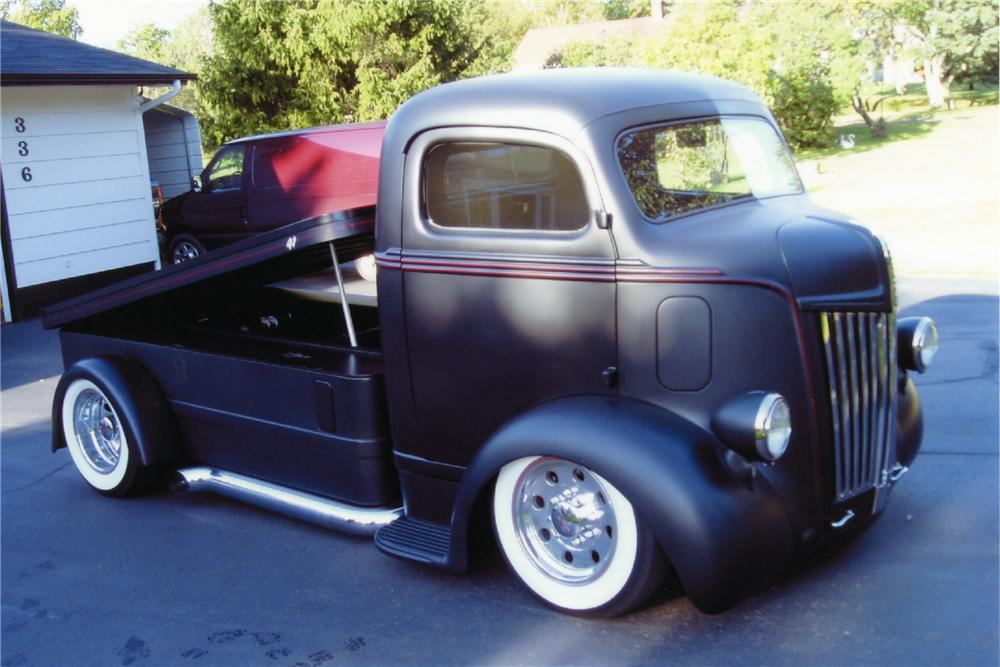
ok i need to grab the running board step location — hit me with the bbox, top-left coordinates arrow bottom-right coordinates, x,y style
375,516 -> 451,566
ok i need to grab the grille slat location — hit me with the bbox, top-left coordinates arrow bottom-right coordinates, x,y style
821,311 -> 897,501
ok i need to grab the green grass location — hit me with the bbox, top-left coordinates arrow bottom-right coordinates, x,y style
796,111 -> 942,161
877,81 -> 1000,114
795,80 -> 998,161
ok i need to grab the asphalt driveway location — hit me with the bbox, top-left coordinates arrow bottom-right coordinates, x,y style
2,276 -> 997,667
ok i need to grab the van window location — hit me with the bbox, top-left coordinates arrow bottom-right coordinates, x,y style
423,142 -> 588,231
206,145 -> 245,191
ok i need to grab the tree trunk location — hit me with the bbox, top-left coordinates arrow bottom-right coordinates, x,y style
924,56 -> 949,108
852,95 -> 887,137
885,52 -> 910,95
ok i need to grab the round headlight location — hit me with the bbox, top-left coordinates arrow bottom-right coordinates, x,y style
913,317 -> 939,372
754,394 -> 792,462
712,391 -> 793,463
898,316 -> 939,373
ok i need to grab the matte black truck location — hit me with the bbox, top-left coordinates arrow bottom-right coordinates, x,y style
45,69 -> 938,617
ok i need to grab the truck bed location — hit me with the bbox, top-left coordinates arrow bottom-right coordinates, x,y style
47,207 -> 399,506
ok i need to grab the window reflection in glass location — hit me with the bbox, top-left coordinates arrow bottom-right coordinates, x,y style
424,142 -> 588,231
206,146 -> 245,191
617,118 -> 802,222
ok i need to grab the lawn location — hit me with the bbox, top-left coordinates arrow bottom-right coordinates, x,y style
794,93 -> 999,278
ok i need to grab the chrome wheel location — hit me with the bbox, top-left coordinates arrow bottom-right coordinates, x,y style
495,455 -> 665,615
171,240 -> 200,264
72,388 -> 123,473
512,457 -> 618,584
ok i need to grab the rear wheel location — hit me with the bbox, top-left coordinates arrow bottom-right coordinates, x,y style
168,233 -> 205,264
61,377 -> 147,497
493,456 -> 666,616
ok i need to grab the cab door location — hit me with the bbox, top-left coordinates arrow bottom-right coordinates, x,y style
397,128 -> 617,467
191,144 -> 249,246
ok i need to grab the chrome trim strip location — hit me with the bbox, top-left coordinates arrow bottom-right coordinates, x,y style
171,467 -> 402,536
873,313 -> 888,495
886,312 -> 899,474
845,315 -> 860,492
820,314 -> 844,497
834,314 -> 852,498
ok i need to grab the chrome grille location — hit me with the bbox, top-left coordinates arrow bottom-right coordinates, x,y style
820,312 -> 897,502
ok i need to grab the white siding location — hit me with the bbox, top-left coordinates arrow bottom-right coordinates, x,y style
144,106 -> 203,199
0,85 -> 159,288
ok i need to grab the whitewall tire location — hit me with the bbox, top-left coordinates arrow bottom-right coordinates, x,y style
61,378 -> 145,496
493,456 -> 666,616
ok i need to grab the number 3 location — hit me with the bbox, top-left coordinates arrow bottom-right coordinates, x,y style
17,140 -> 28,157
14,117 -> 25,133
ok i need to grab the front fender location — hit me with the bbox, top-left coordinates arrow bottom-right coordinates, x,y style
897,374 -> 923,467
51,356 -> 177,466
449,395 -> 794,613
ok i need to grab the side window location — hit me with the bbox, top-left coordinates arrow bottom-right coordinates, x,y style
423,142 -> 588,231
206,145 -> 245,191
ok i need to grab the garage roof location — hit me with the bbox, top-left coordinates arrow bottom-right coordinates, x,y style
0,20 -> 195,86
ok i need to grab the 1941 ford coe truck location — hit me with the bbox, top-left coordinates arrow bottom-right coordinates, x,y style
44,69 -> 938,617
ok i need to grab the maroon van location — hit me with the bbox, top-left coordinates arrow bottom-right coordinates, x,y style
162,121 -> 385,265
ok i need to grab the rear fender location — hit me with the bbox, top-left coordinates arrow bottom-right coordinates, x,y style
448,395 -> 794,613
51,356 -> 178,466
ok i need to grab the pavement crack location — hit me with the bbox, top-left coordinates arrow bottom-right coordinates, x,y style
2,462 -> 71,496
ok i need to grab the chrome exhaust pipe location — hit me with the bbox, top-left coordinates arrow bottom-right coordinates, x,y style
171,467 -> 401,536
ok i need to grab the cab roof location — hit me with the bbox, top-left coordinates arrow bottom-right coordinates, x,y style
386,68 -> 765,142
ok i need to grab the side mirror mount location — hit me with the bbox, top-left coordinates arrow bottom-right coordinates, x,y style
191,175 -> 203,193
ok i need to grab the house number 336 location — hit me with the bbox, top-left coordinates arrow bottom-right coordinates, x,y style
14,118 -> 32,181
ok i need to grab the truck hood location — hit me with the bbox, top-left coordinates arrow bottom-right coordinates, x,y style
626,196 -> 893,312
778,215 -> 892,311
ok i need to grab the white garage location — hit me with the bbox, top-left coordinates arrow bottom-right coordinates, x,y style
0,20 -> 199,321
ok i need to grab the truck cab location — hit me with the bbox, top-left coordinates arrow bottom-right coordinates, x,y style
46,69 -> 936,617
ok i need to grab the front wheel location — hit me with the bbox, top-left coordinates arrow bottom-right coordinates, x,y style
61,377 -> 148,497
493,456 -> 666,616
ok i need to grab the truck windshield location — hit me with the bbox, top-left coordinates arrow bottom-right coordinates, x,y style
616,117 -> 802,222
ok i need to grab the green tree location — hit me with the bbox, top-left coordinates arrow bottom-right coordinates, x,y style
116,9 -> 212,114
117,22 -> 169,62
895,0 -> 999,106
518,0 -> 607,27
1,0 -> 81,38
557,2 -> 856,148
198,0 -> 524,148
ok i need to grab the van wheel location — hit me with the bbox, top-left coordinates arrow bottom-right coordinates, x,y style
61,376 -> 148,497
493,456 -> 666,617
169,233 -> 205,264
